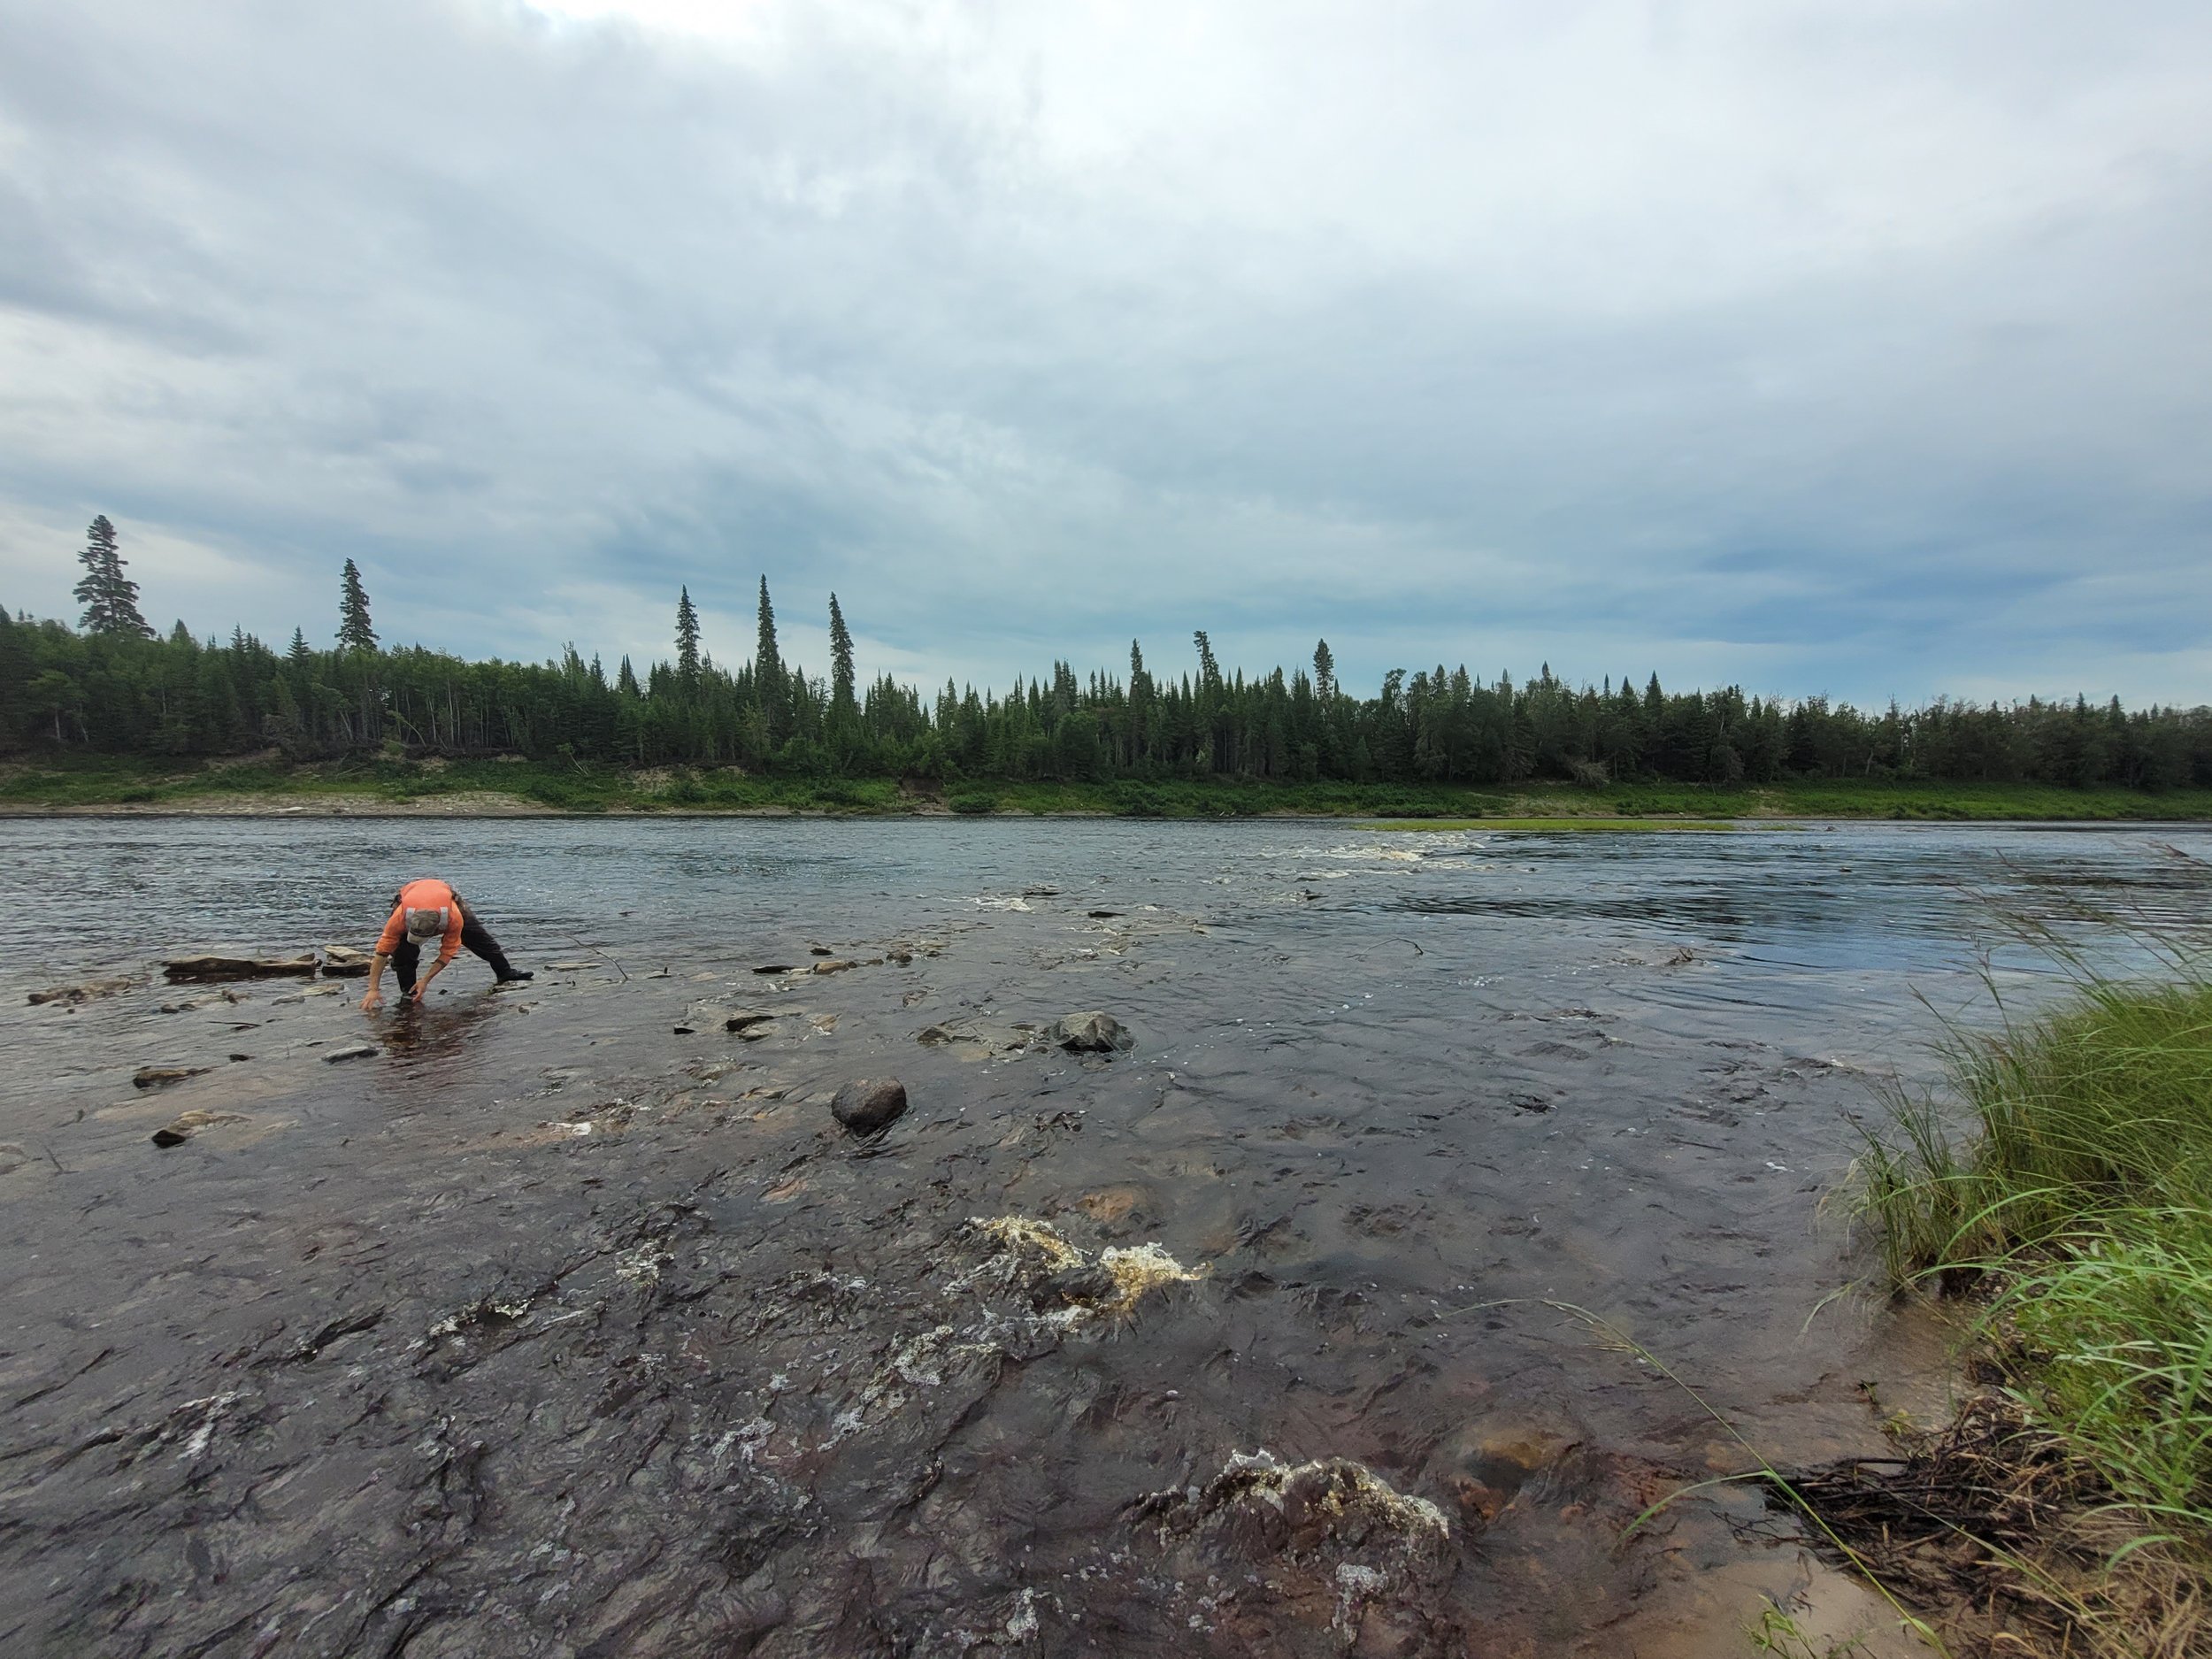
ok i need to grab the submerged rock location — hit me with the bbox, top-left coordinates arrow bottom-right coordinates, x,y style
163,952 -> 319,983
830,1079 -> 908,1135
1134,1448 -> 1451,1550
1432,1412 -> 1581,1526
1031,1262 -> 1120,1312
968,1217 -> 1205,1324
27,976 -> 135,1007
323,1042 -> 378,1064
1053,1011 -> 1133,1053
150,1110 -> 248,1148
723,1010 -> 775,1033
133,1065 -> 212,1089
915,1021 -> 1041,1056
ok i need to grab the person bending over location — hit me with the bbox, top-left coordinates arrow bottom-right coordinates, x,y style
361,878 -> 533,1010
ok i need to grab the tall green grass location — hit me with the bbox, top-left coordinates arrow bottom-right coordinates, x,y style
1858,949 -> 2212,1539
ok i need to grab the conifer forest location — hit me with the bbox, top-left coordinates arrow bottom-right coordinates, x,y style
6,521 -> 2208,792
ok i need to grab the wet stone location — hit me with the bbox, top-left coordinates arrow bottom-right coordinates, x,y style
133,1065 -> 212,1089
830,1078 -> 908,1135
1053,1010 -> 1133,1053
324,1042 -> 378,1064
319,944 -> 373,977
150,1110 -> 248,1148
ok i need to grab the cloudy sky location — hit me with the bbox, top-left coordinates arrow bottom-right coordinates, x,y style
2,1 -> 2208,706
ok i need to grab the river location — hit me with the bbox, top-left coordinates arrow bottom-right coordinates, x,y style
3,817 -> 2207,1657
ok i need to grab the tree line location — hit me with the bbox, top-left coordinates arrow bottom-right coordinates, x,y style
4,517 -> 2208,790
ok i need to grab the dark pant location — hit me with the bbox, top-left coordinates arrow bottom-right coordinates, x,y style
391,902 -> 517,991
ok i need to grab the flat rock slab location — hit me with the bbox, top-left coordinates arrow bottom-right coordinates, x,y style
319,945 -> 373,977
164,953 -> 319,983
150,1110 -> 249,1148
27,977 -> 136,1006
915,1021 -> 1041,1055
323,1042 -> 378,1064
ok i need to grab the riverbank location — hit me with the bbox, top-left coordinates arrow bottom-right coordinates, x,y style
5,756 -> 2210,821
1830,956 -> 2212,1658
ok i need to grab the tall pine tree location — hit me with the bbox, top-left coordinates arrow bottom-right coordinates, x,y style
827,593 -> 856,718
755,577 -> 784,741
73,515 -> 153,638
337,559 -> 377,651
674,587 -> 701,681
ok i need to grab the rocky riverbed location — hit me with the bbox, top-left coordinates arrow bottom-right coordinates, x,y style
5,818 -> 2206,1656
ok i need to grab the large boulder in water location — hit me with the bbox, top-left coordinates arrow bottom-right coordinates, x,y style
1053,1011 -> 1133,1053
830,1079 -> 908,1136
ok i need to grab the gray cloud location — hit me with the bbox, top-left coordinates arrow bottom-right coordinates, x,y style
0,0 -> 2207,704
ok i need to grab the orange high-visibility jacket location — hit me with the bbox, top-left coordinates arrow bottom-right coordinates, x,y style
376,878 -> 463,966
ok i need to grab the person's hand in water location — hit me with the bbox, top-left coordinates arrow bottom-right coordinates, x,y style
360,987 -> 383,1011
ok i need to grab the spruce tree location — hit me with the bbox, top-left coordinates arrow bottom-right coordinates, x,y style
675,587 -> 701,681
755,576 -> 781,687
337,559 -> 377,651
288,627 -> 312,668
827,593 -> 856,716
1312,639 -> 1335,703
73,515 -> 153,638
755,577 -> 783,739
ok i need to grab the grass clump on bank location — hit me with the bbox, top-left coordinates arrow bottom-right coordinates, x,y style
1849,945 -> 2212,1655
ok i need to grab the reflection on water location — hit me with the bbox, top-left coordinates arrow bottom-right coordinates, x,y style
1,816 -> 2208,1656
375,996 -> 507,1079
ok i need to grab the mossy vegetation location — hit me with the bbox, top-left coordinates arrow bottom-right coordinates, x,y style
4,756 -> 2210,820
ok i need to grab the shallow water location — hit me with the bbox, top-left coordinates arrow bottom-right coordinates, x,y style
2,817 -> 2208,1656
